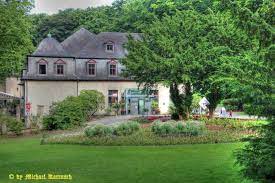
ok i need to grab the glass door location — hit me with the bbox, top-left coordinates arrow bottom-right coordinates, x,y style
138,99 -> 145,115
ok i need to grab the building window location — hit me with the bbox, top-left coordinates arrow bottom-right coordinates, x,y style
108,90 -> 118,106
38,64 -> 47,75
87,63 -> 96,76
106,43 -> 114,52
109,64 -> 117,76
56,64 -> 64,75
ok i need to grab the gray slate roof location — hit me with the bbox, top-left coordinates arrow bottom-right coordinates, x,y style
33,37 -> 69,57
32,28 -> 141,58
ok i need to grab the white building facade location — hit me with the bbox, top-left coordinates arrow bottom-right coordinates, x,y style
21,28 -> 170,116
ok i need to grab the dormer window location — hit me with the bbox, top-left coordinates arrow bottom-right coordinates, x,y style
106,42 -> 114,52
54,59 -> 66,75
108,60 -> 117,76
110,64 -> 117,76
87,60 -> 96,76
37,59 -> 48,75
88,64 -> 95,75
39,64 -> 47,75
56,64 -> 64,75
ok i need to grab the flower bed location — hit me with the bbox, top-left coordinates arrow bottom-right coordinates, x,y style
42,128 -> 250,146
41,119 -> 265,146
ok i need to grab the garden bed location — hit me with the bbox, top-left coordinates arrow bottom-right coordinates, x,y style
42,128 -> 253,146
41,118 -> 266,146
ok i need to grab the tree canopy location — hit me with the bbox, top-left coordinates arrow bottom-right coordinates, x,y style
0,0 -> 34,81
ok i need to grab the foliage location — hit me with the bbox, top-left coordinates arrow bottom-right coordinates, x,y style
30,9 -> 84,44
78,90 -> 105,119
191,93 -> 202,113
44,128 -> 247,146
214,1 -> 275,182
43,96 -> 86,130
84,121 -> 141,137
235,120 -> 275,182
0,0 -> 34,81
204,118 -> 268,131
222,98 -> 243,111
85,124 -> 113,137
43,90 -> 105,130
0,114 -> 23,135
30,4 -> 123,45
114,121 -> 141,136
151,120 -> 205,136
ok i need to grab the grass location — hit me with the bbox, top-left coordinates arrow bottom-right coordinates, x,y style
0,136 -> 252,183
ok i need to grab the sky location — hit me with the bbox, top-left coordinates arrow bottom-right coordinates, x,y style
31,0 -> 115,14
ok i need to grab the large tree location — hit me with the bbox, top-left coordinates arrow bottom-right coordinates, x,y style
216,0 -> 274,182
0,0 -> 34,81
122,10 -> 225,119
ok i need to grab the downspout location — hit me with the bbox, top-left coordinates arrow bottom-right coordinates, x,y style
74,57 -> 79,96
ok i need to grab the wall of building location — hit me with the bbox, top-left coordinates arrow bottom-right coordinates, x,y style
25,80 -> 170,116
25,81 -> 78,116
27,57 -> 76,77
5,77 -> 22,97
0,77 -> 22,97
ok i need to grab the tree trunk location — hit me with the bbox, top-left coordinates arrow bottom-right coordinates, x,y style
169,82 -> 192,120
209,107 -> 215,118
207,89 -> 221,119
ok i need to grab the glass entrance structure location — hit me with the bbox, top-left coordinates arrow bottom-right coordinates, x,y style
124,89 -> 158,115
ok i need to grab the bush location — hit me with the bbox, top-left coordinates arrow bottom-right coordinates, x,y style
114,121 -> 140,136
85,124 -> 113,137
0,114 -> 23,135
203,118 -> 267,130
84,121 -> 141,137
43,90 -> 105,130
43,96 -> 86,130
235,120 -> 274,182
43,128 -> 248,146
151,120 -> 205,136
79,90 -> 105,118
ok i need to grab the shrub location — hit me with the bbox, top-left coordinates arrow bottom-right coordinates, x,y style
43,96 -> 86,130
79,90 -> 105,118
84,121 -> 141,137
114,121 -> 140,136
43,90 -> 105,130
7,118 -> 24,135
235,120 -> 274,182
85,124 -> 113,137
203,118 -> 267,130
151,120 -> 205,136
0,114 -> 23,135
43,128 -> 248,146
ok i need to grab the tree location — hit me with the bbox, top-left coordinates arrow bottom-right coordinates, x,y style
214,0 -> 275,182
122,10 -> 218,119
30,9 -> 83,44
0,0 -> 34,81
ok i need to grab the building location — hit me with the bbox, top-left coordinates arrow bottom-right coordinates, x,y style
21,28 -> 170,117
0,77 -> 22,98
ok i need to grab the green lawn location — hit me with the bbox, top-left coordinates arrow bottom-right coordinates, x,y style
0,136 -> 252,183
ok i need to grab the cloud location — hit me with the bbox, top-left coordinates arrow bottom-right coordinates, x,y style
31,0 -> 114,14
